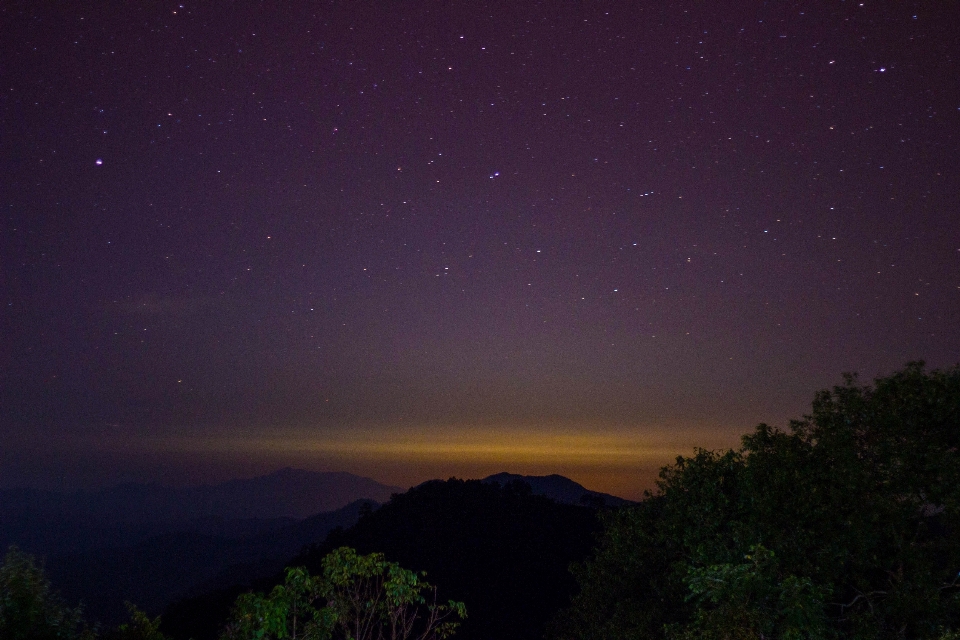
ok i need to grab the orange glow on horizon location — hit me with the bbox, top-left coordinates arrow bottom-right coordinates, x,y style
139,424 -> 740,461
74,423 -> 743,500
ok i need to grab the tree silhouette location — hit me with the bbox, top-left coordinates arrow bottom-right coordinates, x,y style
220,547 -> 465,640
555,363 -> 960,639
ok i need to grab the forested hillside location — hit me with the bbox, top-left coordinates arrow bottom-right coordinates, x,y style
162,478 -> 602,640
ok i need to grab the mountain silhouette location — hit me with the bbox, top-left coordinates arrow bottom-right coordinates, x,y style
1,468 -> 401,557
162,478 -> 604,640
481,472 -> 634,507
47,499 -> 377,626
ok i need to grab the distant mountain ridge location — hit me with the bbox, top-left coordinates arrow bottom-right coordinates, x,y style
48,499 -> 378,625
481,472 -> 634,507
1,468 -> 630,631
0,468 -> 402,557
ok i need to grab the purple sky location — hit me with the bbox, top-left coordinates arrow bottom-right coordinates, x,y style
2,1 -> 958,499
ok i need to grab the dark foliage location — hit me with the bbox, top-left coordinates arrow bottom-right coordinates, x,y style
0,546 -> 93,640
303,479 -> 600,640
162,478 -> 601,640
160,584 -> 248,640
553,362 -> 960,640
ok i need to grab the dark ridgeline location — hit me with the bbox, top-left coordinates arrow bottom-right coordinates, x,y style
0,469 -> 400,627
161,477 -> 605,640
47,499 -> 377,627
482,472 -> 634,507
0,469 -> 401,556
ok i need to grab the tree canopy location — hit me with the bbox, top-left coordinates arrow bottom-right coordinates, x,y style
0,546 -> 94,640
220,547 -> 465,640
161,478 -> 600,640
554,362 -> 960,640
1,545 -> 171,640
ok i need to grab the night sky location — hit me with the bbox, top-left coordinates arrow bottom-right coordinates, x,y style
2,1 -> 958,500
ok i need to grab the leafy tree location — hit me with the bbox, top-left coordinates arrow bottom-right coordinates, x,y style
0,545 -> 94,640
671,545 -> 831,640
220,566 -> 330,640
164,479 -> 599,640
220,547 -> 465,640
554,363 -> 960,640
102,603 -> 171,640
299,478 -> 598,640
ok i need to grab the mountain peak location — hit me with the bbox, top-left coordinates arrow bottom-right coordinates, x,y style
481,472 -> 633,507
